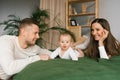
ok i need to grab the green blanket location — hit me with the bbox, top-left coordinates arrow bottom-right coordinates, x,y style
13,56 -> 120,80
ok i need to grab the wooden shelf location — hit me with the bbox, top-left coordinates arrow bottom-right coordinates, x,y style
68,26 -> 81,41
69,12 -> 95,17
68,0 -> 95,4
81,25 -> 90,28
66,0 -> 98,42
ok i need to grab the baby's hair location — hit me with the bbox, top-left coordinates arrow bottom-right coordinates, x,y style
59,31 -> 76,42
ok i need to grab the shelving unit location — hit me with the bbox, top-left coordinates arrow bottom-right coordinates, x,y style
66,0 -> 98,41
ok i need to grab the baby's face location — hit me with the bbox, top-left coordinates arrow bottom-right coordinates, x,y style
59,35 -> 72,51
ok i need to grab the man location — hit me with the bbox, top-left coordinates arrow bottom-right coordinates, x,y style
0,18 -> 51,80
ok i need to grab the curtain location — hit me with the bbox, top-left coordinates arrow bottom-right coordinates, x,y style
40,0 -> 66,49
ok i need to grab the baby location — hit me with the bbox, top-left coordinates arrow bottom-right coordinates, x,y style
50,31 -> 84,61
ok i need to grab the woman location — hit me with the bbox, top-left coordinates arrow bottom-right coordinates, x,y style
84,18 -> 120,60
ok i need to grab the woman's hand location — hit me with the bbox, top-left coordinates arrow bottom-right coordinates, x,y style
76,48 -> 84,57
99,29 -> 109,46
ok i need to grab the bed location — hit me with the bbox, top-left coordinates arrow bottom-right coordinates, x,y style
13,56 -> 120,80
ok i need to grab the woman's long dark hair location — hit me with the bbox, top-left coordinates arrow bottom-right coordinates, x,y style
84,18 -> 120,60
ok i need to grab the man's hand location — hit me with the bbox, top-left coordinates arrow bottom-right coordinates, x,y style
39,54 -> 50,60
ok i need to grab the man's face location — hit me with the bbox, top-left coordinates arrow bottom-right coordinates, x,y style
24,24 -> 40,46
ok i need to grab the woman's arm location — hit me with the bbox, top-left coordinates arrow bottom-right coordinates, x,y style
98,46 -> 109,59
98,29 -> 109,59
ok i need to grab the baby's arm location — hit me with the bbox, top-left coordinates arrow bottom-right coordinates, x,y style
50,48 -> 59,59
69,47 -> 78,61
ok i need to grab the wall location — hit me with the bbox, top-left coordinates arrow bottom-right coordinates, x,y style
99,0 -> 120,41
0,0 -> 39,35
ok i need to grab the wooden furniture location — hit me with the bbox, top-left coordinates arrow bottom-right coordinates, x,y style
66,0 -> 98,41
68,26 -> 81,41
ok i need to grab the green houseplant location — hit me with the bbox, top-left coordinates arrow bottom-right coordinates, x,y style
0,7 -> 70,48
0,15 -> 21,36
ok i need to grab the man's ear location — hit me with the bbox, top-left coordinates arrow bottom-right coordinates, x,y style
20,28 -> 27,36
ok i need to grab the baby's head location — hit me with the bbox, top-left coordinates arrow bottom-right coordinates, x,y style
59,31 -> 76,51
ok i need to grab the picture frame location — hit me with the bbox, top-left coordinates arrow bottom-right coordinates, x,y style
70,19 -> 77,26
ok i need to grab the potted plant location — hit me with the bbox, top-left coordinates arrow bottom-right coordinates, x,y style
0,15 -> 21,36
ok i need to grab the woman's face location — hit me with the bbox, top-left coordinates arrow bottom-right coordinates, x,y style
91,23 -> 104,41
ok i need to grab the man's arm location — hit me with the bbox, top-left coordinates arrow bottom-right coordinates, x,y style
0,38 -> 40,75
